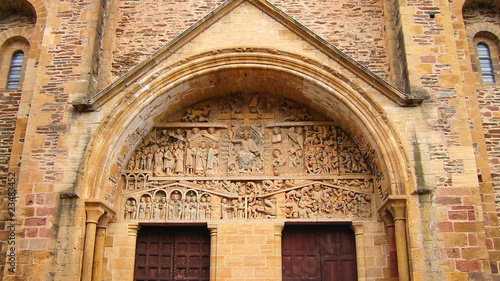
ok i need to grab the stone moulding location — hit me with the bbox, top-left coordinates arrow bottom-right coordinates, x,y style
73,48 -> 424,112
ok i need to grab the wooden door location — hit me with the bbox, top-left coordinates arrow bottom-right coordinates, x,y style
282,225 -> 357,281
134,226 -> 210,281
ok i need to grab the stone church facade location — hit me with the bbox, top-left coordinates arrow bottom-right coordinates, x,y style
1,0 -> 500,280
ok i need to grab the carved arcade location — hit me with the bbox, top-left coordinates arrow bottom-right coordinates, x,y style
120,93 -> 379,222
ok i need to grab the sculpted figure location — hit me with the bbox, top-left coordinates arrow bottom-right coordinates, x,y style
231,127 -> 261,173
195,141 -> 208,175
236,197 -> 246,219
163,146 -> 174,174
221,198 -> 234,219
146,149 -> 154,170
202,127 -> 220,142
271,127 -> 282,143
186,143 -> 196,175
189,127 -> 202,142
305,147 -> 320,174
174,143 -> 184,175
310,183 -> 323,215
139,151 -> 147,170
206,143 -> 219,176
124,199 -> 137,220
154,148 -> 164,175
169,192 -> 183,220
127,158 -> 135,170
284,107 -> 312,121
145,197 -> 152,219
159,129 -> 171,146
169,128 -> 185,143
287,127 -> 305,151
157,198 -> 166,220
183,105 -> 210,122
134,151 -> 141,170
153,198 -> 160,220
183,196 -> 192,220
138,197 -> 147,220
272,149 -> 285,176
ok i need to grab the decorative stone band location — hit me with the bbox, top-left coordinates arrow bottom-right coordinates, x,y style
121,179 -> 373,222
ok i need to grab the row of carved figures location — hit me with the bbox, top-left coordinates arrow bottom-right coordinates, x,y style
283,183 -> 372,219
123,184 -> 372,221
123,190 -> 277,221
125,125 -> 370,177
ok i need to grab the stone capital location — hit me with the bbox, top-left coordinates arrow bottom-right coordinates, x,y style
85,200 -> 117,224
378,196 -> 407,222
97,213 -> 113,229
274,222 -> 284,236
127,223 -> 140,236
351,222 -> 364,235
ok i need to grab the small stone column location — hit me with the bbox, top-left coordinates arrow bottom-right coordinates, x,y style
81,201 -> 115,281
379,197 -> 409,281
92,213 -> 113,281
351,223 -> 366,281
392,208 -> 409,281
208,224 -> 218,281
381,213 -> 399,281
82,209 -> 104,281
274,222 -> 284,280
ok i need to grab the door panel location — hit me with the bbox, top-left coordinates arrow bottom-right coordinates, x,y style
282,225 -> 357,281
134,226 -> 210,281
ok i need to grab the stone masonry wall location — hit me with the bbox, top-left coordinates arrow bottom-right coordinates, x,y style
0,89 -> 21,276
0,91 -> 21,196
463,5 -> 500,213
463,4 -> 500,26
478,86 -> 500,211
398,0 -> 499,278
112,0 -> 389,80
0,16 -> 35,34
10,0 -> 101,279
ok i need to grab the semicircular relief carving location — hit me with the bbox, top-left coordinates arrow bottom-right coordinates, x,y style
120,92 -> 385,222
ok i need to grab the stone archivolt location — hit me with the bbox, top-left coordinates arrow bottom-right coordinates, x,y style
120,93 -> 376,222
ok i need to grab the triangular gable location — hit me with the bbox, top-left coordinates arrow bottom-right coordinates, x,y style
73,0 -> 423,111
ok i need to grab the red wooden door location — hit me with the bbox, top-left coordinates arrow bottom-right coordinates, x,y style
134,226 -> 210,281
282,225 -> 357,281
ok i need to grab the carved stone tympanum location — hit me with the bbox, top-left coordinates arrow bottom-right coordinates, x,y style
120,93 -> 379,222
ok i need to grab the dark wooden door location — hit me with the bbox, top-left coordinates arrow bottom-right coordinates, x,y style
134,226 -> 210,281
282,225 -> 357,281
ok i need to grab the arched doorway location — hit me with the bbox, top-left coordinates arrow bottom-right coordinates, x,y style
76,50 -> 414,281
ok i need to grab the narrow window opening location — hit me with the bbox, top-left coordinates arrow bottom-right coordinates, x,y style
6,51 -> 24,90
477,43 -> 495,84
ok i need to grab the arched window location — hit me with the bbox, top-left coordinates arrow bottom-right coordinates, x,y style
477,43 -> 495,84
6,51 -> 24,90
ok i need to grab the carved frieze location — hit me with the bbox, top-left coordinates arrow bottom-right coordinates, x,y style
122,180 -> 371,222
120,93 -> 379,222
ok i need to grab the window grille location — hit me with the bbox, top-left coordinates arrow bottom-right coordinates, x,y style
477,43 -> 495,84
6,51 -> 24,90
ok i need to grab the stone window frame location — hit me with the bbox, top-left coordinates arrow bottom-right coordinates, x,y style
0,37 -> 30,91
474,35 -> 499,84
6,50 -> 25,90
466,23 -> 500,85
